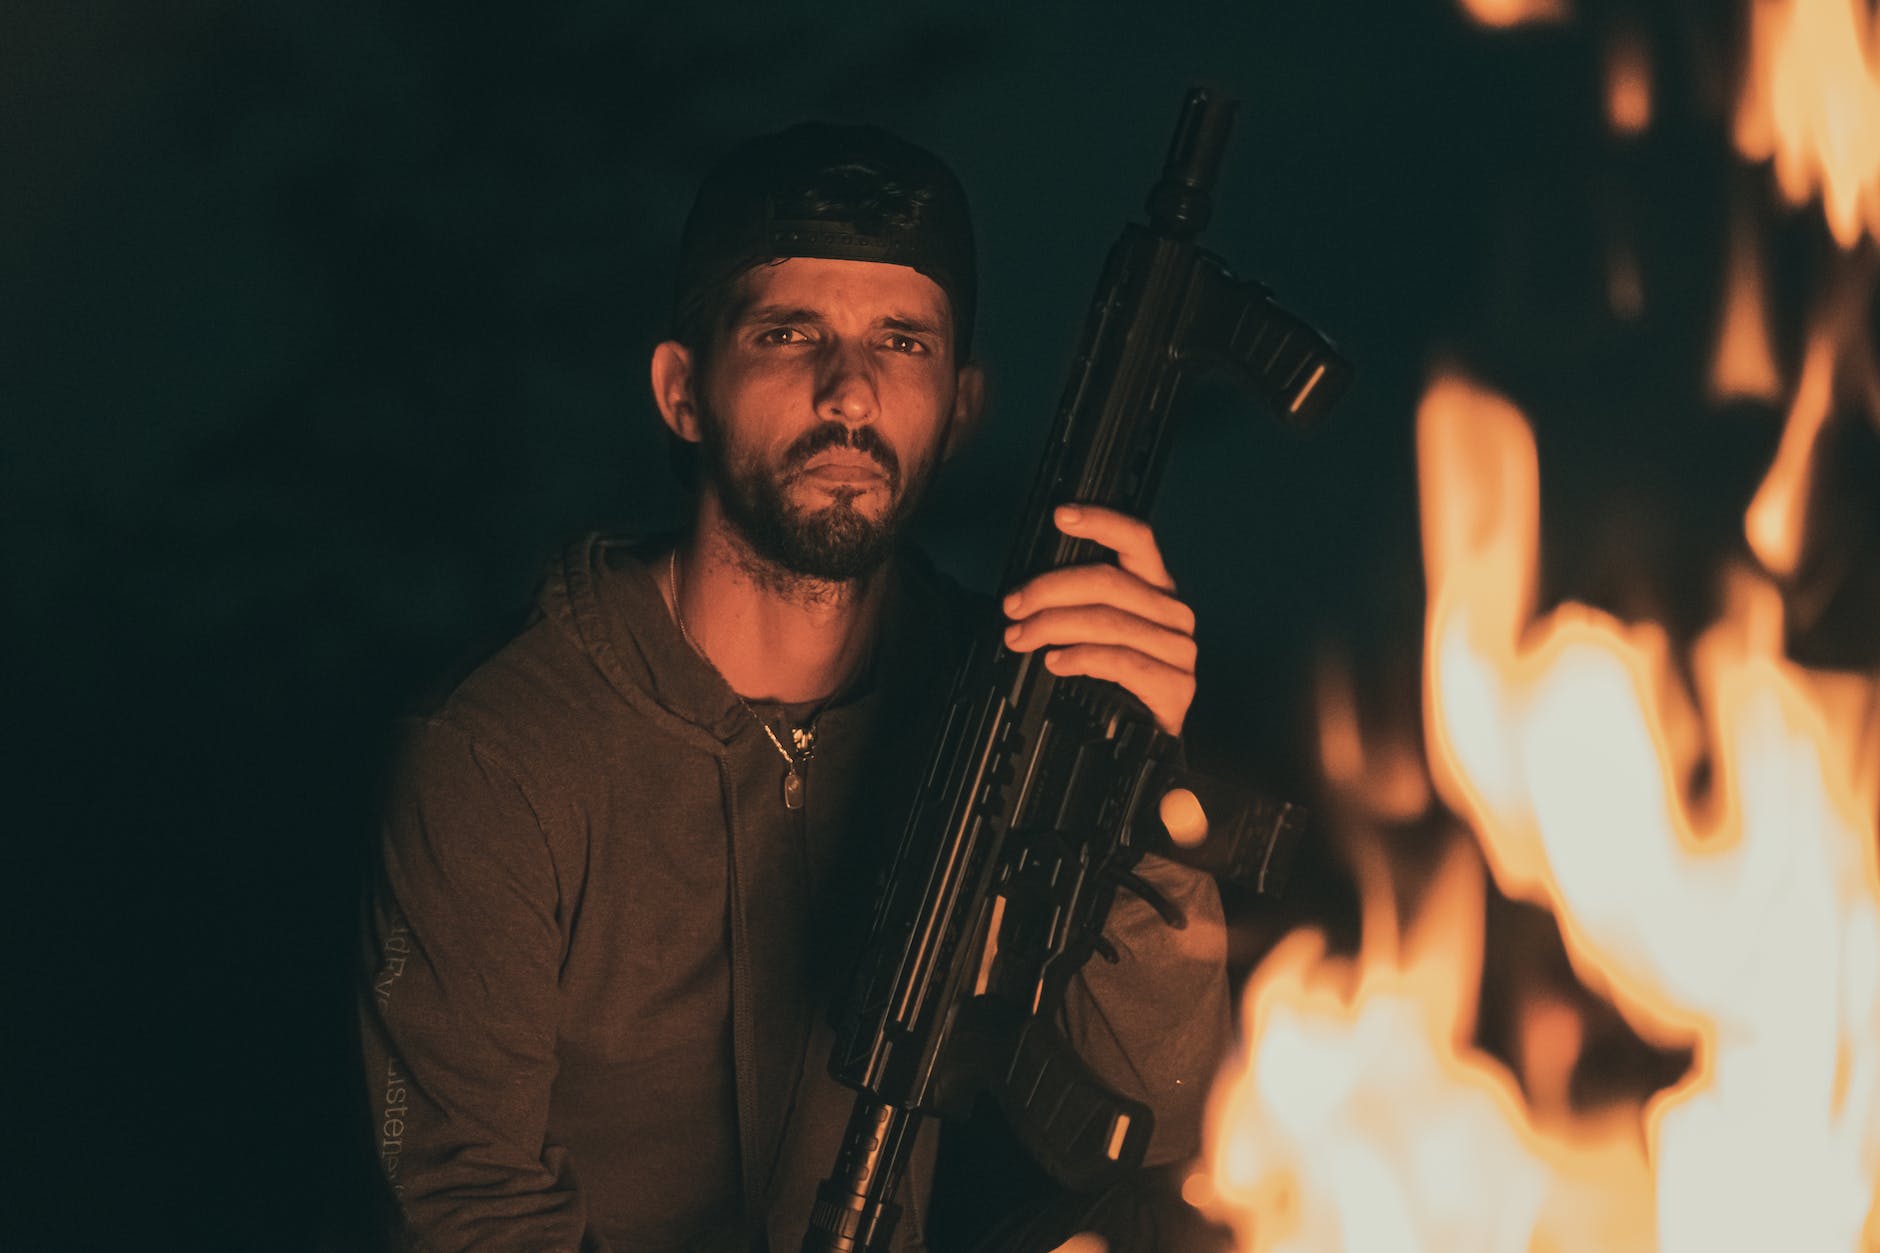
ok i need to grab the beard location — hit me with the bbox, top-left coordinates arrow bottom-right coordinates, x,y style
697,404 -> 937,583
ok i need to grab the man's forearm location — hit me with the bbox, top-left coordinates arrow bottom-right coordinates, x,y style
362,717 -> 602,1250
1060,854 -> 1232,1165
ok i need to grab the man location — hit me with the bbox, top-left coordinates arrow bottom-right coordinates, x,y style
361,121 -> 1229,1251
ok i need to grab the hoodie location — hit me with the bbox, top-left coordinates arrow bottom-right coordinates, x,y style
361,534 -> 1230,1251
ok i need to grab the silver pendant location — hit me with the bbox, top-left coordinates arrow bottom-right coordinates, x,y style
783,768 -> 804,810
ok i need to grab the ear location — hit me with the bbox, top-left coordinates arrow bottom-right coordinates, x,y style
650,341 -> 703,443
942,361 -> 986,461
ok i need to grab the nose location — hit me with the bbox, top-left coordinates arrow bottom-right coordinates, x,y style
815,342 -> 879,427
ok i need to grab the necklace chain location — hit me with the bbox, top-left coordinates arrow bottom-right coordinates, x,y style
667,549 -> 817,776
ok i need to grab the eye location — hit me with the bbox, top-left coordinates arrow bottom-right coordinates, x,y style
757,326 -> 809,346
883,333 -> 928,355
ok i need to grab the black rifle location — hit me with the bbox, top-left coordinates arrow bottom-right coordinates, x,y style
803,87 -> 1351,1252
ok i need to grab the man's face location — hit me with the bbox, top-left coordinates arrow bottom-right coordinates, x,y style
688,256 -> 968,582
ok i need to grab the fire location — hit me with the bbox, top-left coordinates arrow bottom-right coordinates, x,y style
1202,833 -> 1655,1252
1200,374 -> 1880,1249
1421,375 -> 1880,1250
1316,650 -> 1431,824
1455,0 -> 1569,30
1734,0 -> 1880,248
1743,258 -> 1877,578
1744,328 -> 1838,577
1193,6 -> 1880,1247
1606,25 -> 1653,137
1708,204 -> 1784,404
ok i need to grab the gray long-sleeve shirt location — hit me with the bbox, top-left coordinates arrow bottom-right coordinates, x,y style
360,534 -> 1230,1251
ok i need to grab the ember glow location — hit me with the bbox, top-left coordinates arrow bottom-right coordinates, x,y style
1315,652 -> 1430,825
1197,374 -> 1880,1249
1605,25 -> 1653,136
1709,205 -> 1784,404
1744,328 -> 1838,577
1734,0 -> 1880,248
1455,0 -> 1570,30
1743,257 -> 1880,578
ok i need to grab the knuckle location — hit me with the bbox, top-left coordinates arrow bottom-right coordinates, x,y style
1048,568 -> 1087,600
1102,563 -> 1140,595
1046,566 -> 1091,598
1026,612 -> 1066,643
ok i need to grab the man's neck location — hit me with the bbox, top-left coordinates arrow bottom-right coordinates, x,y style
664,505 -> 888,705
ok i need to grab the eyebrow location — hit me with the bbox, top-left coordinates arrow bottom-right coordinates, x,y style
739,304 -> 827,329
739,303 -> 948,341
879,313 -> 947,340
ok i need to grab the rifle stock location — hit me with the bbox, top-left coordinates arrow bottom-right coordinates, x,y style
803,87 -> 1351,1252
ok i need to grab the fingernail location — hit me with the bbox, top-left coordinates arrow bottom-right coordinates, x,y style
1056,504 -> 1081,525
1004,624 -> 1023,646
1003,591 -> 1022,615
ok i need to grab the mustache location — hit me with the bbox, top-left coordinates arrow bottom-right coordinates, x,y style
782,422 -> 901,486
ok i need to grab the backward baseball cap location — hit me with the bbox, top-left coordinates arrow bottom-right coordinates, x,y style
670,122 -> 978,358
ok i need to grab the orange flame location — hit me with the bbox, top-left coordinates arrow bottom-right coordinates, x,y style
1201,837 -> 1655,1250
1456,0 -> 1570,30
1421,374 -> 1880,1249
1743,259 -> 1877,577
1734,0 -> 1880,248
1709,204 -> 1784,403
1316,650 -> 1431,824
1203,372 -> 1880,1249
1606,26 -> 1654,137
1745,328 -> 1838,577
1199,4 -> 1880,1240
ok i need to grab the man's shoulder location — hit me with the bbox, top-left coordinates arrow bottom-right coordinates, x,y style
398,536 -> 648,768
423,609 -> 571,719
384,619 -> 581,791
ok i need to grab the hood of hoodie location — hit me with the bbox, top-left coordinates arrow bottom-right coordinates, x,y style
535,530 -> 983,759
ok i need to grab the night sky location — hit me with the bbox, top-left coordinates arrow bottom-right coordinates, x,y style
9,1 -> 1876,1246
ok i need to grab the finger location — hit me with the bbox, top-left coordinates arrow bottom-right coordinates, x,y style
1046,1236 -> 1108,1253
1004,564 -> 1196,636
1053,504 -> 1175,591
1041,644 -> 1195,736
1004,605 -> 1197,673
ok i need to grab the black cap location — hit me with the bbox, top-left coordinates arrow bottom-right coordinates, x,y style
671,122 -> 977,357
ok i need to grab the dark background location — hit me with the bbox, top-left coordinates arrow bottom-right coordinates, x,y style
8,0 -> 1875,1246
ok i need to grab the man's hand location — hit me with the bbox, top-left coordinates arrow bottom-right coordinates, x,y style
1001,504 -> 1197,736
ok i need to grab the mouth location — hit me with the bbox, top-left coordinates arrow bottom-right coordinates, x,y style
796,456 -> 891,488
